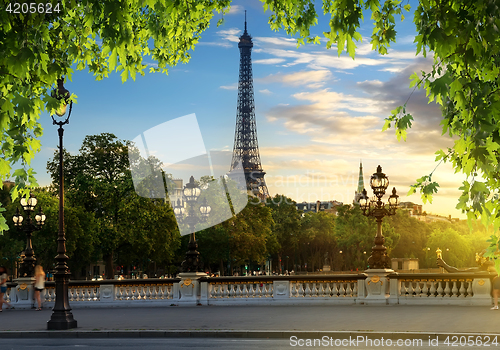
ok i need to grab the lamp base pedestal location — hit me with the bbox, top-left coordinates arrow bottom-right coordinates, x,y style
364,268 -> 393,305
176,272 -> 207,306
11,277 -> 35,309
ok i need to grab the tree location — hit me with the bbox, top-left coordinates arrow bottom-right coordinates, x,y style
46,133 -> 179,278
221,197 -> 275,274
335,205 -> 399,270
386,210 -> 432,266
266,194 -> 301,273
3,187 -> 98,279
299,211 -> 336,272
426,228 -> 472,269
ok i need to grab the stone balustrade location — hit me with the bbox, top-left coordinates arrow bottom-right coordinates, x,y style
4,271 -> 495,309
389,272 -> 493,305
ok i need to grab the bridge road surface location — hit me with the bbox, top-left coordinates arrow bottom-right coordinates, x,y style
2,338 -> 499,350
0,305 -> 498,344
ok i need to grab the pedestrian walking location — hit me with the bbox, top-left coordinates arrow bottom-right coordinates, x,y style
33,265 -> 45,310
0,266 -> 12,311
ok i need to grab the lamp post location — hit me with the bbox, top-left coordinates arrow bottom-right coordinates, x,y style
47,78 -> 77,330
174,176 -> 211,272
359,165 -> 399,270
13,194 -> 46,277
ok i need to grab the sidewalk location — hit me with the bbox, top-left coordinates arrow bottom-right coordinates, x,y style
0,304 -> 498,338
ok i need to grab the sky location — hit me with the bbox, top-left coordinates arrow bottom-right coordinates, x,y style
30,0 -> 466,219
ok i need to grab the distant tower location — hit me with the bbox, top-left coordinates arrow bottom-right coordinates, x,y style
229,11 -> 269,200
353,161 -> 365,204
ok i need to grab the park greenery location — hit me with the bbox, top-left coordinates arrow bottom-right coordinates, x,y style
0,133 -> 493,277
1,1 -> 500,268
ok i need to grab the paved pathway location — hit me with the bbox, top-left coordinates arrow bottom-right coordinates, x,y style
0,305 -> 498,338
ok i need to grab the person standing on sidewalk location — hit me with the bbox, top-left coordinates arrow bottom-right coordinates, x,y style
33,265 -> 45,310
0,266 -> 12,311
491,276 -> 500,310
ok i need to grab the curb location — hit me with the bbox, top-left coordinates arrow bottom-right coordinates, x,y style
0,330 -> 499,339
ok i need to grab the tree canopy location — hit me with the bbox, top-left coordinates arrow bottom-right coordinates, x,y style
2,0 -> 500,264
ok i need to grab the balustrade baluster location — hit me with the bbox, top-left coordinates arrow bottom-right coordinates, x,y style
339,282 -> 346,297
297,283 -> 304,297
410,281 -> 417,297
444,281 -> 451,297
211,284 -> 218,298
436,281 -> 444,297
422,282 -> 428,297
248,283 -> 255,298
311,282 -> 318,297
324,282 -> 331,297
330,282 -> 337,297
84,287 -> 91,301
305,282 -> 312,297
401,281 -> 408,297
466,280 -> 473,297
115,286 -> 122,300
458,280 -> 466,298
429,281 -> 437,298
347,282 -> 354,297
241,284 -> 248,298
451,281 -> 458,297
318,283 -> 325,297
266,283 -> 273,298
353,282 -> 358,297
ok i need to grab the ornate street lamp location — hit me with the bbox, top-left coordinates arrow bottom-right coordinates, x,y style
13,194 -> 46,277
47,78 -> 77,330
174,176 -> 211,272
360,165 -> 399,269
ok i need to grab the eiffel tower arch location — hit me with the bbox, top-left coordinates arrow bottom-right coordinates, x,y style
229,12 -> 269,200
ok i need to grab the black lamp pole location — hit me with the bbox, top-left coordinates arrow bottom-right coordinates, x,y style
359,165 -> 399,269
47,78 -> 77,330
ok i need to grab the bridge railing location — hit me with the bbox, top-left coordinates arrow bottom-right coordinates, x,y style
4,271 -> 495,308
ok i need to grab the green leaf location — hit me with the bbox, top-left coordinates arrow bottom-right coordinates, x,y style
109,48 -> 118,71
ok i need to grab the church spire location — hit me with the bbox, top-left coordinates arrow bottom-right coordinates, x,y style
353,160 -> 365,205
357,160 -> 364,193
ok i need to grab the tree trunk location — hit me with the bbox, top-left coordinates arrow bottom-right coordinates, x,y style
104,252 -> 114,279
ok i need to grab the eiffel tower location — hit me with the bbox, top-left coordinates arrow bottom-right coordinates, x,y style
229,12 -> 269,200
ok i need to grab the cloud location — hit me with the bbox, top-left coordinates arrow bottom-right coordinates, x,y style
259,89 -> 273,95
217,28 -> 241,43
227,4 -> 243,15
198,41 -> 232,48
253,58 -> 286,65
254,37 -> 298,47
220,83 -> 238,90
259,70 -> 333,87
261,59 -> 454,166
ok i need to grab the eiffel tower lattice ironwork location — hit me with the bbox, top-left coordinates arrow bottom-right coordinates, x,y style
229,12 -> 269,200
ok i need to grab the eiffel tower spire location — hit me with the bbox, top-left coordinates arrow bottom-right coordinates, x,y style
229,14 -> 269,200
